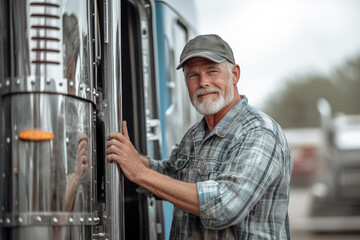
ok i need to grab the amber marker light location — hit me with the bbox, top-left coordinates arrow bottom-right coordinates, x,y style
18,129 -> 54,141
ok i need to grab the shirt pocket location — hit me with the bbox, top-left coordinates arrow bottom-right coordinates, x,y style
196,160 -> 222,181
174,155 -> 190,181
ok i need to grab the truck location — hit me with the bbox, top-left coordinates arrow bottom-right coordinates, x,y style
307,99 -> 360,231
0,0 -> 199,239
293,99 -> 360,232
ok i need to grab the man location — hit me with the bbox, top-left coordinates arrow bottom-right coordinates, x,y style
107,34 -> 293,239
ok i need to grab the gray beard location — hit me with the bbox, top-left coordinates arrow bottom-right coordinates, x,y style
192,79 -> 234,115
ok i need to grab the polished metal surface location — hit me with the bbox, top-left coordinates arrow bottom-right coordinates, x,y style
101,0 -> 124,239
0,0 -> 101,239
1,0 -> 126,239
1,212 -> 100,227
4,225 -> 93,240
0,93 -> 95,239
0,0 -> 97,103
0,94 -> 94,212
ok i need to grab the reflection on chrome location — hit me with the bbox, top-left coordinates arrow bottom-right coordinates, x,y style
65,134 -> 89,212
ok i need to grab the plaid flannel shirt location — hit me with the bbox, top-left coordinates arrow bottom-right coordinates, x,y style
150,96 -> 292,239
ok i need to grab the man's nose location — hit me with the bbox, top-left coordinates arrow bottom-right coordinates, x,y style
199,74 -> 210,88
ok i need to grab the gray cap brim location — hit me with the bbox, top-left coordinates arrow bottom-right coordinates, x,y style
176,51 -> 226,70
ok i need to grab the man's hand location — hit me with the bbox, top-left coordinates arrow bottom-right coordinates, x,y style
107,121 -> 200,216
106,121 -> 146,182
65,134 -> 89,212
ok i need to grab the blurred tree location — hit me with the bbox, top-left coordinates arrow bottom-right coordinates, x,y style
334,55 -> 360,114
263,55 -> 360,128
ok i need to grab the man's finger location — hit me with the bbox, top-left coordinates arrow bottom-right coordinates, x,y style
106,143 -> 122,156
106,138 -> 125,151
108,132 -> 127,143
122,120 -> 130,140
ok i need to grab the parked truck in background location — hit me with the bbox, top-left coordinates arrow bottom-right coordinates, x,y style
307,99 -> 360,231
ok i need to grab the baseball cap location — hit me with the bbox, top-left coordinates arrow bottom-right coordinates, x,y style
176,34 -> 235,70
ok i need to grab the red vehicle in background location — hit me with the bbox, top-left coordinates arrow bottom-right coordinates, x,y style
285,128 -> 321,186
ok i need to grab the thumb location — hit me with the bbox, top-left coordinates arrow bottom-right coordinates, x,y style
122,120 -> 130,140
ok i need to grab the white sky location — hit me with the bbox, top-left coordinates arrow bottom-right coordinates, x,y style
194,0 -> 360,108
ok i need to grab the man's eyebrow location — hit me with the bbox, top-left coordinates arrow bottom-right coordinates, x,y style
205,65 -> 220,70
185,70 -> 198,77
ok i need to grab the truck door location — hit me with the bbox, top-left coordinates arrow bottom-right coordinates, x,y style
120,1 -> 164,239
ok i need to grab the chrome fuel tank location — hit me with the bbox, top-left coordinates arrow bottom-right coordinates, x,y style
1,94 -> 96,239
0,0 -> 107,239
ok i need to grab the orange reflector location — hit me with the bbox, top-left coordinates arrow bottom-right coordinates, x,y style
18,129 -> 54,141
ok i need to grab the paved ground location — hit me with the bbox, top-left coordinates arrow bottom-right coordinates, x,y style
289,187 -> 360,240
291,231 -> 360,240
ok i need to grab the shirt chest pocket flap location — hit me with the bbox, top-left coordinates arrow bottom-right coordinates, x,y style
174,155 -> 191,180
196,160 -> 222,180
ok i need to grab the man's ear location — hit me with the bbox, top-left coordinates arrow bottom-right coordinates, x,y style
232,64 -> 240,85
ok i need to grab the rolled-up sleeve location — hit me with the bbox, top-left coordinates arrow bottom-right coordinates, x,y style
197,130 -> 283,229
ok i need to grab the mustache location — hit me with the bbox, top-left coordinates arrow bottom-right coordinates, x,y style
193,87 -> 221,99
